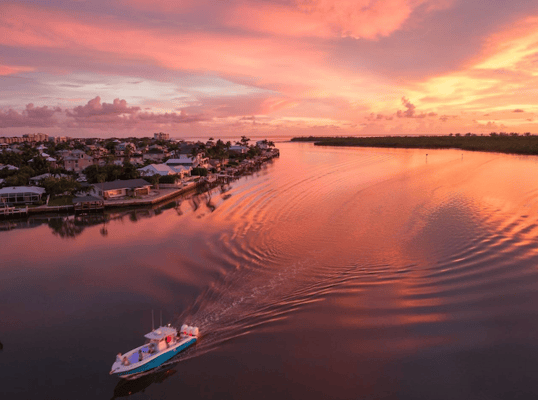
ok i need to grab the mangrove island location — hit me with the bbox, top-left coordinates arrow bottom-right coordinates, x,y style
291,133 -> 538,156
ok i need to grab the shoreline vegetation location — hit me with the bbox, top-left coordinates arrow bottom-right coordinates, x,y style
291,133 -> 538,155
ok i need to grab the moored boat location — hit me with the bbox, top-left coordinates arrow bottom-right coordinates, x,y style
110,324 -> 199,379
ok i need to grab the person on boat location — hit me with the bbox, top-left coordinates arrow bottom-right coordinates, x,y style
138,349 -> 143,362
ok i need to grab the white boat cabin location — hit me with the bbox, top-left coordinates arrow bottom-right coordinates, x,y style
144,326 -> 178,352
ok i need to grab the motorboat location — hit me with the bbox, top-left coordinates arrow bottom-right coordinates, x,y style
110,324 -> 199,379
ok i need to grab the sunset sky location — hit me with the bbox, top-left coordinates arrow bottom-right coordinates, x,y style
2,0 -> 538,138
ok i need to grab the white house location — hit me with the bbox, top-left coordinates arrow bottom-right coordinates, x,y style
138,164 -> 192,179
138,164 -> 176,176
256,140 -> 271,150
166,154 -> 208,168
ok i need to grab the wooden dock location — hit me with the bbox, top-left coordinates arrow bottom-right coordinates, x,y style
0,206 -> 28,219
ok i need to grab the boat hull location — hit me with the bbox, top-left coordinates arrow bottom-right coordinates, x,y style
115,337 -> 196,379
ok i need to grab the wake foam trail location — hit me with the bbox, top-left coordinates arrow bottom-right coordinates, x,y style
165,260 -> 368,364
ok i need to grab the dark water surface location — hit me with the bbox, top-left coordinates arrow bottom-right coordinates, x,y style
3,143 -> 538,399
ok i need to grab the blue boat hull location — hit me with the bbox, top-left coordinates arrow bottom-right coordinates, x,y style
118,337 -> 196,378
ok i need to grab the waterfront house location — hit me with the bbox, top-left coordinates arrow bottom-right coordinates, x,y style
229,145 -> 248,154
138,164 -> 192,179
90,179 -> 152,199
256,140 -> 271,150
0,186 -> 46,206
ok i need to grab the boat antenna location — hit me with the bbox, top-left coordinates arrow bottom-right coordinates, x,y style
160,310 -> 163,327
151,309 -> 154,331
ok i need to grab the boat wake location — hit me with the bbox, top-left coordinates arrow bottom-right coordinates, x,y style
164,258 -> 367,365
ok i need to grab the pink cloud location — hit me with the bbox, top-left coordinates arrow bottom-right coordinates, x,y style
67,97 -> 140,119
225,0 -> 444,39
0,4 -> 327,95
0,64 -> 33,75
119,0 -> 200,12
0,103 -> 61,128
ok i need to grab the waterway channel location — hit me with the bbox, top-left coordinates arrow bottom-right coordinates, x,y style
2,142 -> 538,399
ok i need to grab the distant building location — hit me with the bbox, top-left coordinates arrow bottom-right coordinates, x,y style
63,150 -> 93,172
49,136 -> 69,143
154,132 -> 170,140
22,133 -> 49,142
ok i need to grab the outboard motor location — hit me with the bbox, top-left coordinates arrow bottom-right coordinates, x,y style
192,327 -> 199,337
181,324 -> 188,336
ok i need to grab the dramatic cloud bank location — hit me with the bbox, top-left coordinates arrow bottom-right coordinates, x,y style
0,104 -> 61,128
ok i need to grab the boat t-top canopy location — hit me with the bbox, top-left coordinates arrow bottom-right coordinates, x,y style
144,326 -> 177,340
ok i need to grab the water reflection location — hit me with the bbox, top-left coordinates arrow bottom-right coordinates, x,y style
0,186 -> 234,239
111,368 -> 177,399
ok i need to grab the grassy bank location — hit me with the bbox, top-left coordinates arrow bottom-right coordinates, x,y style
291,135 -> 538,155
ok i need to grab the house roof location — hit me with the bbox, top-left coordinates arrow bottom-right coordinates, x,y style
0,186 -> 46,195
140,164 -> 174,172
166,158 -> 194,165
95,178 -> 151,191
138,164 -> 190,175
29,173 -> 68,181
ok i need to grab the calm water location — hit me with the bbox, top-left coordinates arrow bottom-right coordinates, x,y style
3,142 -> 538,399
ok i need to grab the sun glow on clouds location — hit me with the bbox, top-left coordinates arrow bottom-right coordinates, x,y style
1,1 -> 538,136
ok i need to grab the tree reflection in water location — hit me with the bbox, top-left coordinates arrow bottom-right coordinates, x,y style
47,217 -> 86,239
7,186 -> 233,239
